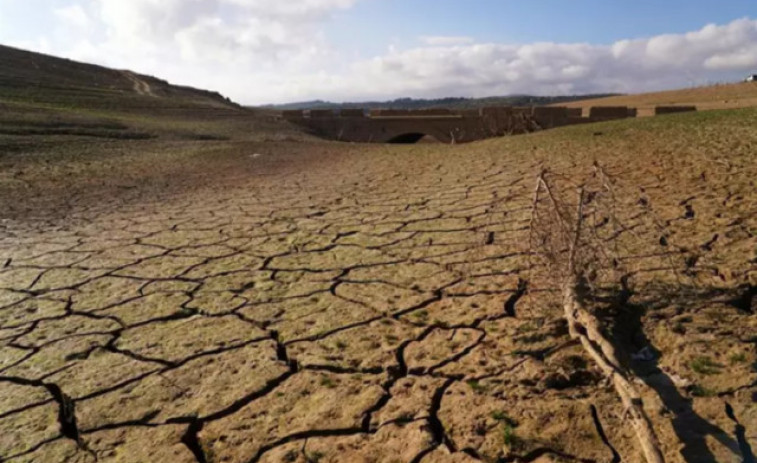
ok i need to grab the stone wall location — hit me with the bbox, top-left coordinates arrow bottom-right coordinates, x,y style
339,109 -> 366,117
280,103 -> 693,144
590,106 -> 632,121
409,109 -> 454,116
480,107 -> 515,135
532,106 -> 569,129
460,109 -> 481,118
282,110 -> 304,119
370,109 -> 409,117
655,106 -> 697,115
309,109 -> 335,118
370,109 -> 454,117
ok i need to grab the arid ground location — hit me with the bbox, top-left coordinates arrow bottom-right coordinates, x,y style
558,81 -> 757,117
1,47 -> 756,463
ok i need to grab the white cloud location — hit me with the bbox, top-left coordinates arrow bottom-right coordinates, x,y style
420,36 -> 475,46
54,4 -> 91,28
329,18 -> 757,101
4,4 -> 757,104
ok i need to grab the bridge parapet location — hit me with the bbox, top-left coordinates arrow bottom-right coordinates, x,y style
655,106 -> 697,115
282,110 -> 305,119
339,109 -> 366,117
370,108 -> 456,118
309,109 -> 335,118
459,109 -> 481,117
532,106 -> 569,128
589,106 -> 633,121
279,104 -> 663,144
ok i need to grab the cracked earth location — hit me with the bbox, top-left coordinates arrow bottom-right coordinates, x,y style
1,112 -> 756,463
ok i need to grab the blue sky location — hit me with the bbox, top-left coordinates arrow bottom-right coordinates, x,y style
1,1 -> 757,104
328,0 -> 757,51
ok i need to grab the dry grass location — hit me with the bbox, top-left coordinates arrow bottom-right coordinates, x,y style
558,81 -> 757,116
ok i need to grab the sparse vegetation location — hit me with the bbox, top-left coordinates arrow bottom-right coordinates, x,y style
690,384 -> 716,397
690,356 -> 723,375
502,423 -> 519,448
412,310 -> 429,320
320,376 -> 336,388
490,410 -> 519,428
467,380 -> 486,394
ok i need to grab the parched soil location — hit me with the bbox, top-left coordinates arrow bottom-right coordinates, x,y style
0,109 -> 755,463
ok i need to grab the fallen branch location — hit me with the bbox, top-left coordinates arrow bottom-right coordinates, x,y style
562,282 -> 664,463
529,168 -> 665,463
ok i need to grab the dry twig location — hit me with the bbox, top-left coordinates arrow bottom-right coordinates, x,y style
528,168 -> 665,463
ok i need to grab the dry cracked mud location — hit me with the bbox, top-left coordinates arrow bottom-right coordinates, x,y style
1,111 -> 756,463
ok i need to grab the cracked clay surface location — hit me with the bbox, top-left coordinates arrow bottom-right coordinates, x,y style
1,113 -> 756,463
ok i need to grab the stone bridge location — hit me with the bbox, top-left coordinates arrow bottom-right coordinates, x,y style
281,105 -> 696,144
281,107 -> 576,144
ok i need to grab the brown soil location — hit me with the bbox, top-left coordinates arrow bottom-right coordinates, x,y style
1,105 -> 755,463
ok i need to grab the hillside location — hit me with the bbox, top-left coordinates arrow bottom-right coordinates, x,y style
0,44 -> 240,112
0,45 -> 308,142
557,81 -> 757,116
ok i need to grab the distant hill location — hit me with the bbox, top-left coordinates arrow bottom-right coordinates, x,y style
261,94 -> 621,111
0,44 -> 241,113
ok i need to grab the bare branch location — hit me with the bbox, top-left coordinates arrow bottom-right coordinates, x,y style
526,166 -> 667,463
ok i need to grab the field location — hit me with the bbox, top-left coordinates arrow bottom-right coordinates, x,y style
559,81 -> 757,116
1,46 -> 756,463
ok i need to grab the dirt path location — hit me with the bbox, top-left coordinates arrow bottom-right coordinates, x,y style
121,70 -> 154,97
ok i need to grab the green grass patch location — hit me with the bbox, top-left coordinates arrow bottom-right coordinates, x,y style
690,356 -> 723,375
412,309 -> 428,319
466,380 -> 487,394
502,423 -> 520,448
690,384 -> 716,397
319,376 -> 336,389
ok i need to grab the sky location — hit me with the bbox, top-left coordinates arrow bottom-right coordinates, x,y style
1,0 -> 757,104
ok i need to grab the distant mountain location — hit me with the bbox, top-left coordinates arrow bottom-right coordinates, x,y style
261,94 -> 622,111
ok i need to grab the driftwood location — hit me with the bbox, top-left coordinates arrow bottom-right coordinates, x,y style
529,169 -> 665,463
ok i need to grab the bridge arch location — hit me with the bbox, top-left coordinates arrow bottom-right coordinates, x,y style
380,124 -> 453,144
386,133 -> 437,144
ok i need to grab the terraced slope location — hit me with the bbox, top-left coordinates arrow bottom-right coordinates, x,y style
0,45 -> 308,142
0,44 -> 238,112
1,108 -> 754,462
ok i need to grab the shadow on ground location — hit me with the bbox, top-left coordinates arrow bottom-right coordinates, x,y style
600,282 -> 756,463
